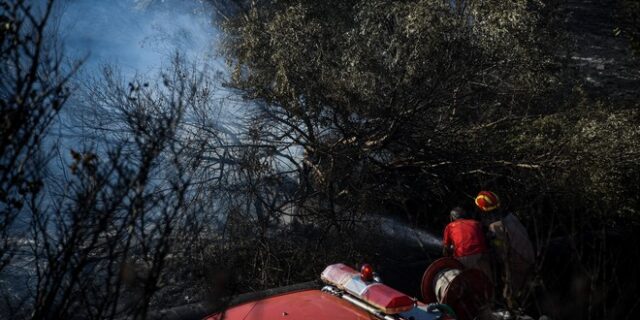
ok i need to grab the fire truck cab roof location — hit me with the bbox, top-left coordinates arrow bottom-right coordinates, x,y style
204,263 -> 449,320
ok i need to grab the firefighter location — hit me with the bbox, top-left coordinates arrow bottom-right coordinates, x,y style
475,191 -> 535,306
442,206 -> 493,282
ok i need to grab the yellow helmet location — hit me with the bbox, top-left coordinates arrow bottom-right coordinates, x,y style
475,191 -> 500,212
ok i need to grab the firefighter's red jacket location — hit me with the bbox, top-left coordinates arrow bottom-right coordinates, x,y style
443,219 -> 488,257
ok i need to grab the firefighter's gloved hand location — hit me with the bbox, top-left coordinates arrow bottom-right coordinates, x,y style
491,238 -> 505,249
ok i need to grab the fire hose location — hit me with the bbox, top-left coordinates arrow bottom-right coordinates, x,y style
421,258 -> 493,320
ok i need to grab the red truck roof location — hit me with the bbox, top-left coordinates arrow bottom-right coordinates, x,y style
204,288 -> 375,320
204,263 -> 449,320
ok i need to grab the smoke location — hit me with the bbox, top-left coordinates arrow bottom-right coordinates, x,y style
57,0 -> 219,74
52,0 -> 233,130
47,0 -> 237,179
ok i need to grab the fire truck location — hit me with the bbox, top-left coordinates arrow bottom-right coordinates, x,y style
203,258 -> 493,320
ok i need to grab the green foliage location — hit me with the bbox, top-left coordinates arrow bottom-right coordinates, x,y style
222,0 -> 565,222
498,80 -> 639,219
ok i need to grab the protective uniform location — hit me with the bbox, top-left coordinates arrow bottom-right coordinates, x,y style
486,213 -> 534,296
443,218 -> 492,281
475,191 -> 535,304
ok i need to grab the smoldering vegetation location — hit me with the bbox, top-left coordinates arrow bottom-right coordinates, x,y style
1,0 -> 640,319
